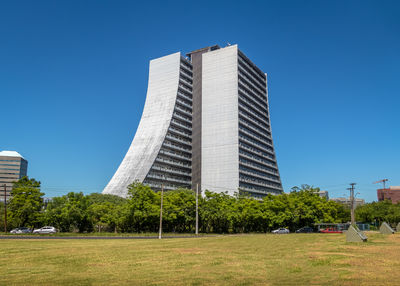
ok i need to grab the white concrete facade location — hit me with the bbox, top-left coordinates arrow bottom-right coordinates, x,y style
103,52 -> 182,197
201,45 -> 239,195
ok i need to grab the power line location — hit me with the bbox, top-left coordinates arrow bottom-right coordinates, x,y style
3,184 -> 7,232
317,183 -> 349,189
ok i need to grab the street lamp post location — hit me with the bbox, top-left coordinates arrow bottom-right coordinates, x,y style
158,184 -> 164,239
195,184 -> 199,235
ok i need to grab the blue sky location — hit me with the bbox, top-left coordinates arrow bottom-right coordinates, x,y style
1,0 -> 399,202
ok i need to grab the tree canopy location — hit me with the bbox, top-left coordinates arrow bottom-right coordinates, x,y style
7,177 -> 44,229
5,178 -> 399,233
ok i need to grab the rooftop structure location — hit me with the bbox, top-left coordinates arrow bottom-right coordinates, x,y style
330,197 -> 365,208
315,190 -> 329,200
103,45 -> 283,198
0,151 -> 25,158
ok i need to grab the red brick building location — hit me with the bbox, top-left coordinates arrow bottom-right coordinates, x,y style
377,186 -> 400,204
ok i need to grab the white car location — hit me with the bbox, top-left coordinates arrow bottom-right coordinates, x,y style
33,226 -> 57,234
10,227 -> 32,234
272,228 -> 290,234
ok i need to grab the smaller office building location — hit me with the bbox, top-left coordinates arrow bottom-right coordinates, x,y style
330,197 -> 365,208
0,151 -> 28,201
315,190 -> 329,200
377,186 -> 400,204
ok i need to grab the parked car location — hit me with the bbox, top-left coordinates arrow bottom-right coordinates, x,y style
33,226 -> 57,234
272,228 -> 290,234
296,226 -> 314,233
10,227 -> 32,234
319,228 -> 343,234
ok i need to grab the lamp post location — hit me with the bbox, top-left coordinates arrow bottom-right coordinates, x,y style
158,184 -> 164,239
195,184 -> 199,235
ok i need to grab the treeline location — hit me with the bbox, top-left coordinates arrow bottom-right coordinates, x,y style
356,200 -> 400,226
1,177 -> 398,233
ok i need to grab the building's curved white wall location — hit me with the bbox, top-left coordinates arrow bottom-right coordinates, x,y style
103,52 -> 181,197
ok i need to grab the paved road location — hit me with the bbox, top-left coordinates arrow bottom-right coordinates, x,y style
0,235 -> 205,240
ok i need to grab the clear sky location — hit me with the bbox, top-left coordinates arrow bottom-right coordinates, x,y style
1,0 -> 399,202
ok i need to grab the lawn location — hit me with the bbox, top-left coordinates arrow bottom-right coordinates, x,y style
0,232 -> 207,237
0,232 -> 399,285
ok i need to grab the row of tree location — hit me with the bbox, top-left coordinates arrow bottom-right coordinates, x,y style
1,178 -> 399,233
356,200 -> 400,226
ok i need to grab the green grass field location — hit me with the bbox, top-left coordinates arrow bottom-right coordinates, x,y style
1,232 -> 399,285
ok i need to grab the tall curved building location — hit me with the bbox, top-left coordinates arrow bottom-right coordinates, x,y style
103,45 -> 283,198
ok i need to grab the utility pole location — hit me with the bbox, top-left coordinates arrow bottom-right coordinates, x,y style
347,183 -> 356,226
3,184 -> 7,233
195,183 -> 199,235
158,184 -> 164,239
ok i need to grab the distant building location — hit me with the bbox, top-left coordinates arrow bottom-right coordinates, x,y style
330,197 -> 365,208
0,151 -> 28,202
315,190 -> 329,200
377,186 -> 400,204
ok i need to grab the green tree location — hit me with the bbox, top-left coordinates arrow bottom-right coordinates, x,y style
43,192 -> 92,232
163,188 -> 196,232
200,191 -> 236,233
36,182 -> 352,234
86,193 -> 126,232
356,200 -> 400,226
88,202 -> 119,232
124,181 -> 160,232
87,193 -> 126,205
232,195 -> 264,232
7,177 -> 44,229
